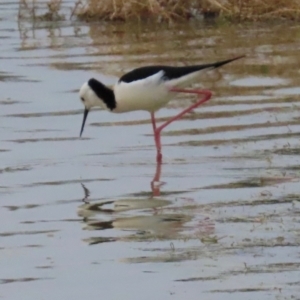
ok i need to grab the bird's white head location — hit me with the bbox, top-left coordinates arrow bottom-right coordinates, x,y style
79,81 -> 101,111
79,81 -> 97,137
79,78 -> 115,137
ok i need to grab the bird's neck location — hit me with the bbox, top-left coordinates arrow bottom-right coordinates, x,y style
88,78 -> 116,111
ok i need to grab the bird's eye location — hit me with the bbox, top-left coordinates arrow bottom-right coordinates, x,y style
81,97 -> 85,102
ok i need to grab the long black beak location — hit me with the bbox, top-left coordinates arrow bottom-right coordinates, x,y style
80,108 -> 89,137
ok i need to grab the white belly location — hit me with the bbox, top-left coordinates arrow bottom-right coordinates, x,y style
112,71 -> 174,113
112,69 -> 204,113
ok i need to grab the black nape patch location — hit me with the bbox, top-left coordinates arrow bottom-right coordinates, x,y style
88,78 -> 116,110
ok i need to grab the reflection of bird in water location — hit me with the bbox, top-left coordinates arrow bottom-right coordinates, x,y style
81,183 -> 90,203
81,217 -> 192,246
78,183 -> 215,246
78,195 -> 172,218
84,214 -> 192,237
78,56 -> 244,162
79,178 -> 171,220
78,183 -> 190,241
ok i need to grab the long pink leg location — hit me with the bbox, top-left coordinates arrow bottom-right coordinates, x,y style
151,88 -> 212,163
151,112 -> 162,162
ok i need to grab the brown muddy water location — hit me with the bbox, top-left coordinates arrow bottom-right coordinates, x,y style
1,2 -> 300,300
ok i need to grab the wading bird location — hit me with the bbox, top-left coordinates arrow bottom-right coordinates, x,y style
79,55 -> 244,162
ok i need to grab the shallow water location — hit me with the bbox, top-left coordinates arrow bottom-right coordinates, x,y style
1,2 -> 300,299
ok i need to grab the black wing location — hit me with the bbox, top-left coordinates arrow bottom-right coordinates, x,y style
119,55 -> 245,84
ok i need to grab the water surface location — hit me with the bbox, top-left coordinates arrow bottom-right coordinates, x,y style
1,2 -> 300,299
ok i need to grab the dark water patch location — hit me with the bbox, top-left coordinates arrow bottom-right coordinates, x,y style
122,237 -> 300,265
228,239 -> 300,250
0,277 -> 52,285
217,95 -> 300,106
224,165 -> 300,172
165,120 -> 298,137
126,190 -> 189,198
122,254 -> 199,264
219,195 -> 300,208
0,229 -> 59,237
287,281 -> 300,286
266,147 -> 300,155
24,177 -> 112,187
208,287 -> 273,293
203,177 -> 293,189
23,59 -> 99,70
35,265 -> 53,269
179,132 -> 300,147
0,99 -> 23,105
20,218 -> 81,224
283,193 -> 300,202
7,109 -> 83,118
160,194 -> 300,214
17,129 -> 64,133
3,204 -> 40,211
175,276 -> 220,282
4,198 -> 99,211
83,237 -> 117,245
251,132 -> 300,141
0,71 -> 39,82
185,106 -> 299,121
218,216 -> 273,224
86,151 -> 121,156
50,62 -> 98,71
24,244 -> 43,248
9,137 -> 90,143
95,232 -> 299,260
226,262 -> 300,275
0,166 -> 31,174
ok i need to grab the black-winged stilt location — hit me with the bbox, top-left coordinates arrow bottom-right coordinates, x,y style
79,55 -> 244,162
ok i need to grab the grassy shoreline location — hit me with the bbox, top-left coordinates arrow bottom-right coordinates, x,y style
20,0 -> 300,22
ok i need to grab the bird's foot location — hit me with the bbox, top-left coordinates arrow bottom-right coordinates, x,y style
151,180 -> 165,196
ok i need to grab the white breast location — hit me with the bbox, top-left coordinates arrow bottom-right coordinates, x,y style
113,71 -> 172,113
